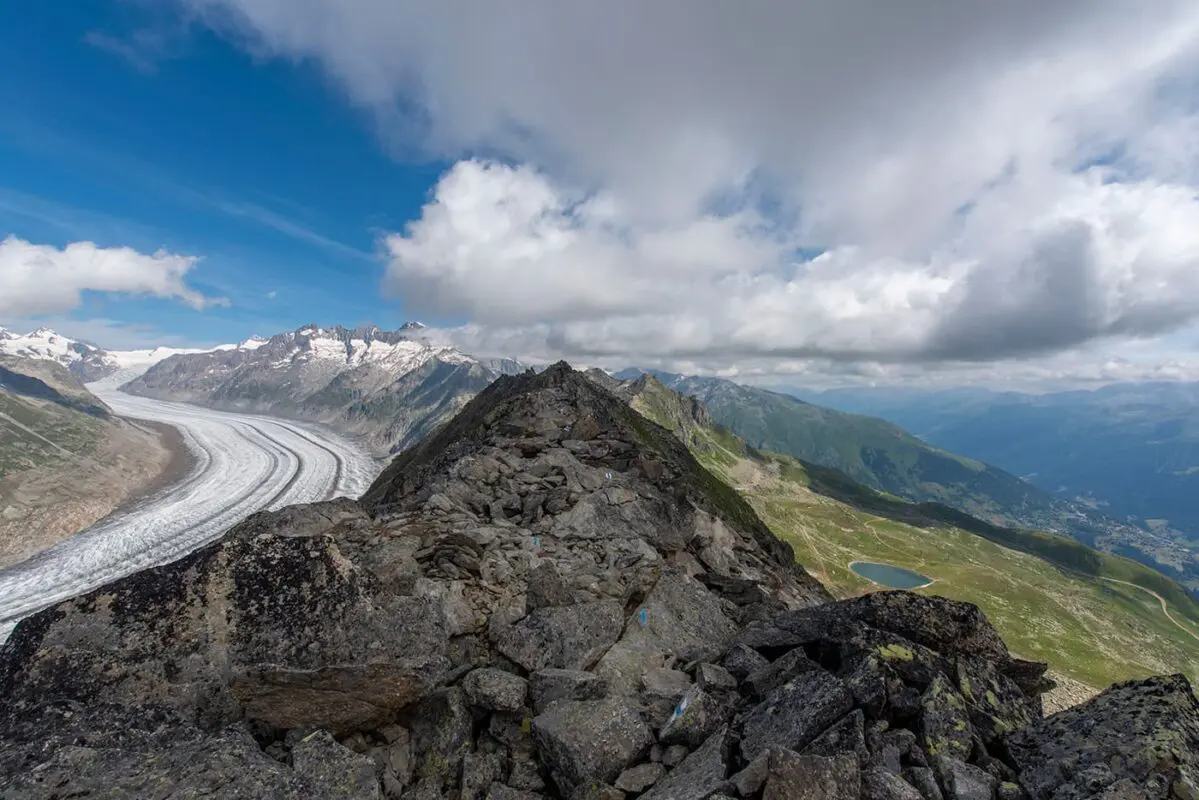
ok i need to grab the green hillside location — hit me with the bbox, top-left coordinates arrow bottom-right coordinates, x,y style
625,370 -> 1190,591
622,375 -> 1199,692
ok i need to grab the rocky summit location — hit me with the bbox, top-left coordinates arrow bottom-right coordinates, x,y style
1,364 -> 1197,799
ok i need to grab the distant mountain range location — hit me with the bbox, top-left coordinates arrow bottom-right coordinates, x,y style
799,382 -> 1199,549
122,324 -> 528,455
618,369 -> 1199,593
0,326 -> 263,382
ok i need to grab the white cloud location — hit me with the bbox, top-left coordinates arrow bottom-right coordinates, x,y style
0,236 -> 224,316
181,0 -> 1199,378
387,161 -> 1199,365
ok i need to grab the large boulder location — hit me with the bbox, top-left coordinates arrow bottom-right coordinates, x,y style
1005,674 -> 1199,799
0,503 -> 448,734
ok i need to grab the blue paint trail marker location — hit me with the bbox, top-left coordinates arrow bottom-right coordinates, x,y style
638,608 -> 648,626
532,535 -> 540,548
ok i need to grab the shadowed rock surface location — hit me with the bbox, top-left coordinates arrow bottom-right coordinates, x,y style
1,363 -> 1195,799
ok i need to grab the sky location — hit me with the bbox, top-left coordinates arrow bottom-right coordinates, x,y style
3,1 -> 1199,389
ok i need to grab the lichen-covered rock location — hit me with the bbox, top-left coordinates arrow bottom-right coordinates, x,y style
1005,674 -> 1199,800
919,675 -> 976,762
462,667 -> 528,712
0,505 -> 449,735
531,697 -> 654,794
291,730 -> 381,799
764,751 -> 860,800
529,668 -> 608,714
497,600 -> 625,672
740,669 -> 855,762
641,726 -> 732,800
862,766 -> 926,800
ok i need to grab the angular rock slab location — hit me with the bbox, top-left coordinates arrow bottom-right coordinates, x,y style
740,669 -> 855,762
497,600 -> 624,672
0,514 -> 449,734
532,697 -> 654,795
764,751 -> 860,800
1005,674 -> 1199,800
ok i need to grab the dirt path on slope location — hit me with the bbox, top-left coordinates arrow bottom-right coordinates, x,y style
1097,576 -> 1199,645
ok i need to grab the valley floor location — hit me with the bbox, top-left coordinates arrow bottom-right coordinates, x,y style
687,426 -> 1199,695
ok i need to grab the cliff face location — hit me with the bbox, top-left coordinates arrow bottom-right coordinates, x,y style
0,364 -> 1195,799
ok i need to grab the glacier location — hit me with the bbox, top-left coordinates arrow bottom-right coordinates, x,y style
0,373 -> 380,642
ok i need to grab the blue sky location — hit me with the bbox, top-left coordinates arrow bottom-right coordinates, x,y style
0,2 -> 449,347
2,1 -> 1198,388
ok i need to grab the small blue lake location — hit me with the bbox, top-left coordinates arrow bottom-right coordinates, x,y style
849,561 -> 932,589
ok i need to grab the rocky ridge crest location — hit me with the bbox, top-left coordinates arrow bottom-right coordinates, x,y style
0,363 -> 1196,799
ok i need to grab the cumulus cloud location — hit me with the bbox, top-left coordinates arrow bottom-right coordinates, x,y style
0,236 -> 224,316
386,161 -> 1199,364
181,0 -> 1199,373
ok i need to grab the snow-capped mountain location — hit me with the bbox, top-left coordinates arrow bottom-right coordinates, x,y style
0,327 -> 262,382
123,324 -> 514,453
0,327 -> 115,380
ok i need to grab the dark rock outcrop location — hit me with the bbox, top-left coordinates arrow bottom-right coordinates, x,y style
0,363 -> 1194,799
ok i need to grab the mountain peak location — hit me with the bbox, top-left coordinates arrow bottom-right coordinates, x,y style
399,320 -> 427,331
361,361 -> 822,603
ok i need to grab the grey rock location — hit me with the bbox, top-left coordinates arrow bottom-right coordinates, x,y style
594,570 -> 738,694
657,684 -> 735,748
730,748 -> 776,797
663,745 -> 690,768
804,709 -> 869,763
486,784 -> 548,800
721,644 -> 770,681
529,669 -> 608,714
527,562 -> 573,609
0,506 -> 449,735
919,675 -> 975,763
1005,674 -> 1199,800
904,767 -> 946,800
740,669 -> 855,762
615,762 -> 667,792
0,721 -> 311,799
862,766 -> 926,800
462,751 -> 508,800
531,697 -> 653,795
508,758 -> 548,792
764,750 -> 860,800
405,687 -> 473,788
291,730 -> 382,799
744,646 -> 821,698
497,600 -> 625,672
695,663 -> 737,692
463,668 -> 528,712
932,756 -> 998,800
641,727 -> 731,800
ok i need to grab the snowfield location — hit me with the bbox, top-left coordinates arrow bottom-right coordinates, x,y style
0,373 -> 379,641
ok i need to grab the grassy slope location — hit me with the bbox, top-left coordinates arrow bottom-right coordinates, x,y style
0,374 -> 105,480
628,382 -> 1199,690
